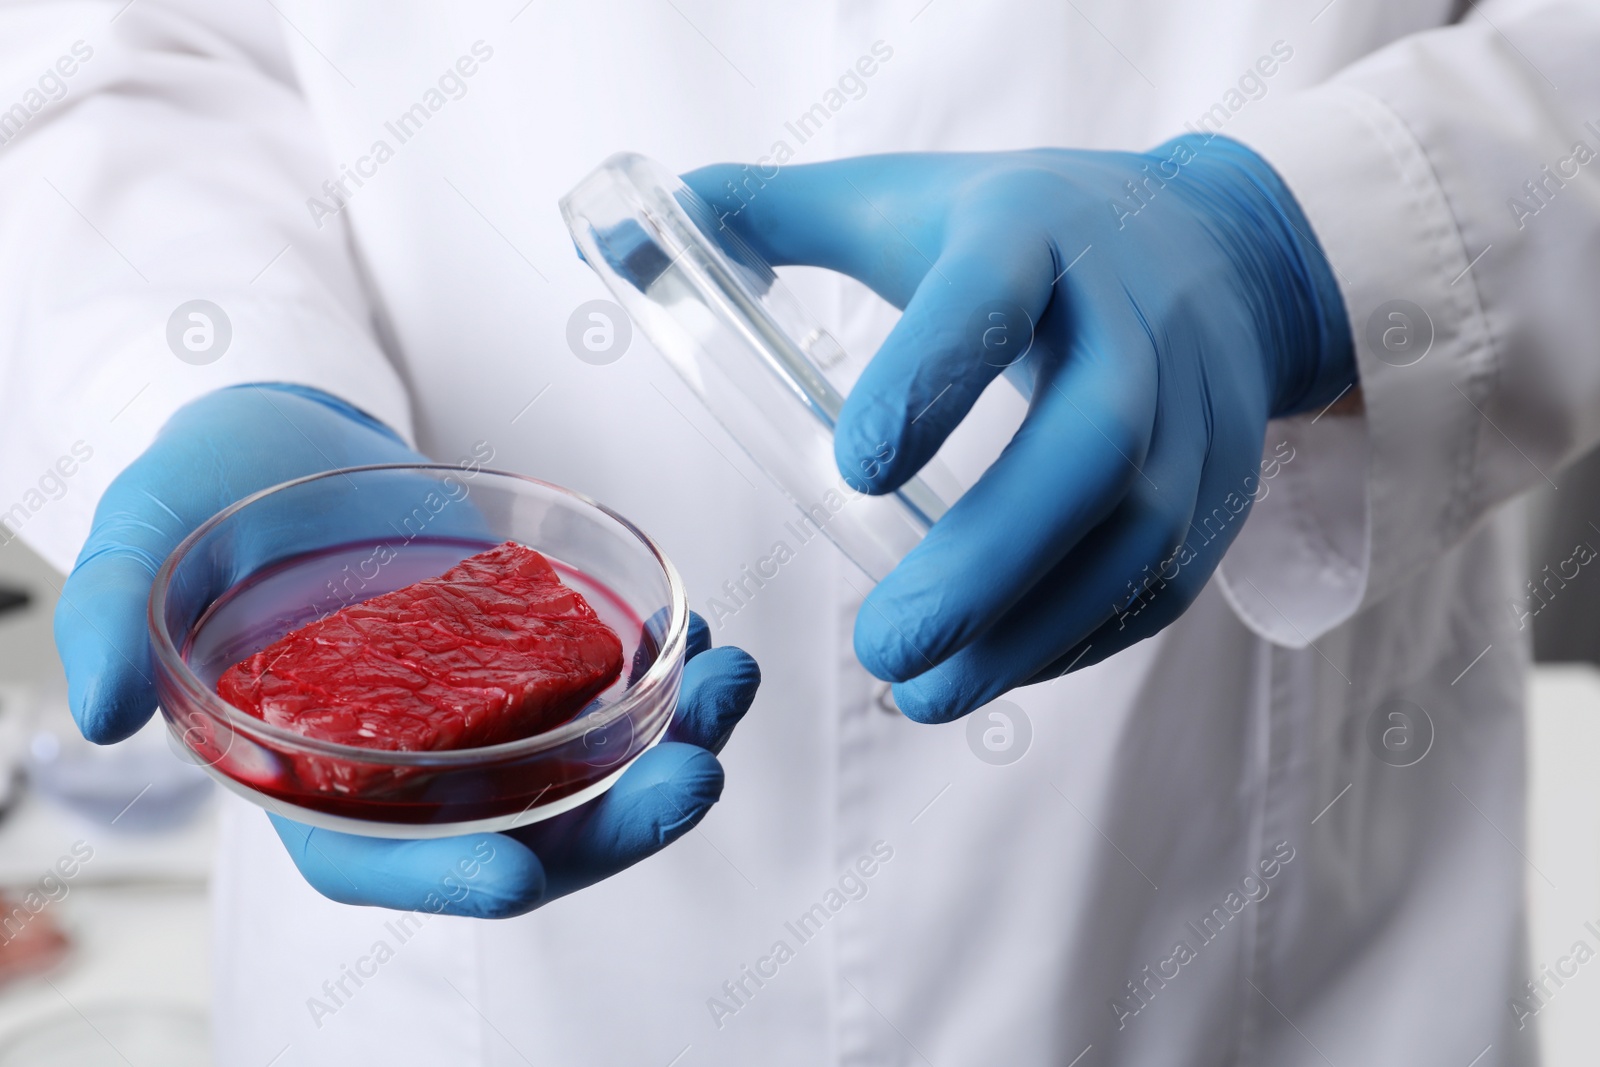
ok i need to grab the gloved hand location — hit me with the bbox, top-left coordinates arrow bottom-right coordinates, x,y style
56,383 -> 759,916
685,135 -> 1353,722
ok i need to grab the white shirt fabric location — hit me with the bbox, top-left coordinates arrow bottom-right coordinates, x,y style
2,0 -> 1598,1064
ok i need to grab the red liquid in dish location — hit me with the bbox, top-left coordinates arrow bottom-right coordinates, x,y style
181,537 -> 657,825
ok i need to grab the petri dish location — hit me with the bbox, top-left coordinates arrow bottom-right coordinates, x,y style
149,465 -> 686,839
561,152 -> 967,582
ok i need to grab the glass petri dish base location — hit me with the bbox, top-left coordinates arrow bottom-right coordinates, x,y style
150,465 -> 687,839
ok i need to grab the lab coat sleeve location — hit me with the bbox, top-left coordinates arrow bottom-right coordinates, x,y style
1214,0 -> 1600,647
0,0 -> 413,575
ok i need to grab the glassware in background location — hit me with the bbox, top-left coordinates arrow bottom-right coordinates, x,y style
0,686 -> 33,822
25,683 -> 212,834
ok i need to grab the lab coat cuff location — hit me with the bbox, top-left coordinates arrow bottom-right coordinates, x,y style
1213,84 -> 1494,647
8,296 -> 413,574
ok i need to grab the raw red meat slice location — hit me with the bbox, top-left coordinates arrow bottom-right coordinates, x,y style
218,542 -> 623,793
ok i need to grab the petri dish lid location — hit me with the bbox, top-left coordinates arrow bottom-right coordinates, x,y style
561,153 -> 959,582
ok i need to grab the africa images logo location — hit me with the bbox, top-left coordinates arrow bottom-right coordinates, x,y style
166,300 -> 232,365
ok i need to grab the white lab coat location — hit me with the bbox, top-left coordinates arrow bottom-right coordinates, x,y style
1,0 -> 1597,1063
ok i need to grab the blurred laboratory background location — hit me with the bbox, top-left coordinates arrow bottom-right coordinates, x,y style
0,465 -> 1598,1064
0,532 -> 212,1065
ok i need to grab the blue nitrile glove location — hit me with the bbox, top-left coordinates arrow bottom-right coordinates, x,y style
56,384 -> 760,917
684,135 -> 1353,722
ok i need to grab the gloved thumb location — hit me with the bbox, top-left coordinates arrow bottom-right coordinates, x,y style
55,540 -> 168,744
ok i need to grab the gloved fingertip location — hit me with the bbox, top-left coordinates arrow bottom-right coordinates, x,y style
651,755 -> 725,846
888,672 -> 973,726
610,742 -> 725,809
681,644 -> 761,696
684,611 -> 713,659
570,744 -> 724,860
714,645 -> 762,694
833,408 -> 907,497
670,645 -> 760,751
852,606 -> 929,684
432,836 -> 548,920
